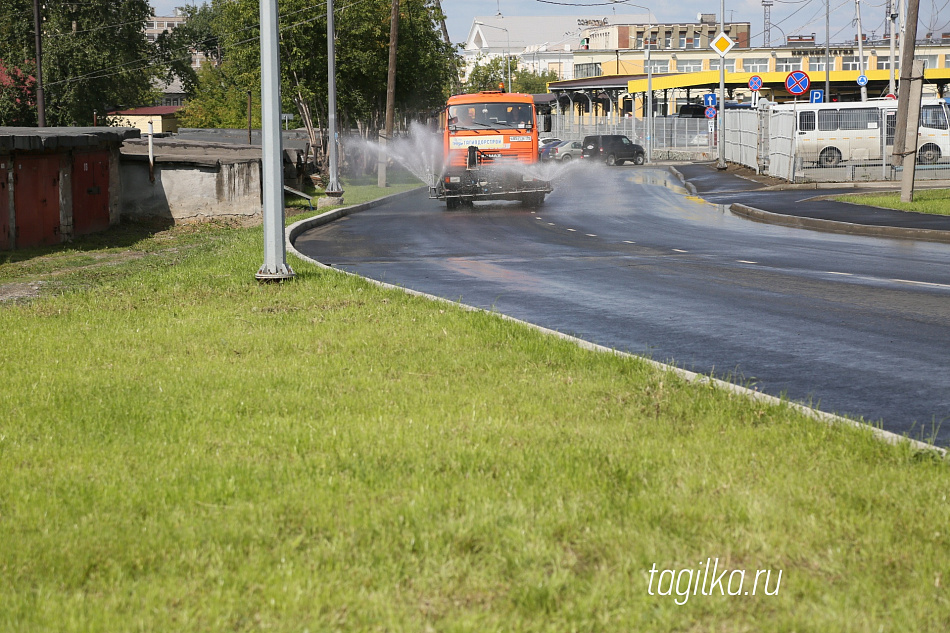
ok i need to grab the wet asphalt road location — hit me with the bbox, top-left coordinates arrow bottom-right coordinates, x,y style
294,164 -> 950,445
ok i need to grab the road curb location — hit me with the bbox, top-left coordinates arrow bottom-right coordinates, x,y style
730,202 -> 950,244
668,166 -> 698,194
286,185 -> 426,245
287,190 -> 945,457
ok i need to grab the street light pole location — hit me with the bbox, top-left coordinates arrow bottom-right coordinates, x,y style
255,0 -> 294,281
475,21 -> 512,90
717,0 -> 727,169
326,0 -> 343,195
855,0 -> 867,101
825,0 -> 831,97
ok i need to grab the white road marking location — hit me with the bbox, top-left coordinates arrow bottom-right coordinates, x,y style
673,249 -> 688,253
891,278 -> 950,290
623,240 -> 636,244
586,233 -> 597,237
548,222 -> 556,225
827,272 -> 853,276
567,228 -> 576,232
737,260 -> 757,264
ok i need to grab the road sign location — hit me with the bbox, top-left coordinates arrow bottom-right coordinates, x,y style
785,70 -> 810,96
710,32 -> 735,57
708,120 -> 715,133
885,93 -> 897,99
748,75 -> 763,91
809,89 -> 824,103
704,106 -> 717,119
703,93 -> 717,107
857,74 -> 869,86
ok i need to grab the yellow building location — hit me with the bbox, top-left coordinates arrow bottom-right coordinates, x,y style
107,106 -> 181,135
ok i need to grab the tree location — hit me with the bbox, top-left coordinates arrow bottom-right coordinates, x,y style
178,0 -> 458,174
463,55 -> 511,93
0,0 -> 160,126
512,68 -> 559,95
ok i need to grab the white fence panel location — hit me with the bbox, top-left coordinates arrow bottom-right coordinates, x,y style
768,110 -> 797,182
723,110 -> 760,172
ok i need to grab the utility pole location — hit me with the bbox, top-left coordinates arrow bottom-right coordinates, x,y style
378,0 -> 399,188
32,0 -> 46,126
893,0 -> 922,202
825,0 -> 831,97
326,0 -> 343,196
855,0 -> 867,101
255,0 -> 294,281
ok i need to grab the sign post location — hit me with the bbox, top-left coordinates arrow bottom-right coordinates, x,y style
710,31 -> 735,170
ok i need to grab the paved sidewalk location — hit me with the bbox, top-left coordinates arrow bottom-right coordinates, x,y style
671,163 -> 950,241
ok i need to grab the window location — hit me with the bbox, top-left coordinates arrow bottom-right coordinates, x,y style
664,36 -> 672,48
636,37 -> 643,48
742,57 -> 769,72
574,63 -> 602,79
839,108 -> 880,130
679,36 -> 686,48
709,58 -> 736,72
775,57 -> 801,72
645,60 -> 669,73
918,55 -> 939,69
877,57 -> 899,70
818,109 -> 839,131
676,59 -> 702,72
146,21 -> 155,28
921,105 -> 949,129
809,58 -> 830,71
799,111 -> 816,131
841,55 -> 868,71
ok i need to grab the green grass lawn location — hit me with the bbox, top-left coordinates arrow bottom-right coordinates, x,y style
835,188 -> 950,215
1,180 -> 948,632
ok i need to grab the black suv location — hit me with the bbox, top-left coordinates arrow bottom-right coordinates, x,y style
581,134 -> 645,166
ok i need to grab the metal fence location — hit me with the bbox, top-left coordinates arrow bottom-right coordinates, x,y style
549,114 -> 711,150
549,104 -> 950,183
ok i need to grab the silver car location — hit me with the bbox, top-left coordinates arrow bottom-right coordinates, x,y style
544,139 -> 583,162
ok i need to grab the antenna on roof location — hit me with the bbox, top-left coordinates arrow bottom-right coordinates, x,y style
496,0 -> 502,16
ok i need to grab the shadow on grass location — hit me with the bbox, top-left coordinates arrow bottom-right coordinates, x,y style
0,216 -> 175,266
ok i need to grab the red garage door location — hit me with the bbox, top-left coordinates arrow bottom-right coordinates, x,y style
0,157 -> 9,249
14,154 -> 61,248
72,150 -> 111,235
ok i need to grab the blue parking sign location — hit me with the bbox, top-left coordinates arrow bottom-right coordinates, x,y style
703,93 -> 717,107
810,89 -> 824,104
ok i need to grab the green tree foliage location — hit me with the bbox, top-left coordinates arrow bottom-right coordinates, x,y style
0,0 -> 160,126
512,67 -> 559,95
155,3 -> 219,96
464,55 -> 558,95
463,55 -> 510,93
178,0 -> 457,133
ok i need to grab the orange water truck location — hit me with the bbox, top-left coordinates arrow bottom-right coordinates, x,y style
430,90 -> 553,209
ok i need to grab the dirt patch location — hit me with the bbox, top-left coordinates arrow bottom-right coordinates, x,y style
719,162 -> 788,187
0,281 -> 45,303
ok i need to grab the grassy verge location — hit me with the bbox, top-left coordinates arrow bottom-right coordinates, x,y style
835,188 -> 950,215
1,179 -> 948,632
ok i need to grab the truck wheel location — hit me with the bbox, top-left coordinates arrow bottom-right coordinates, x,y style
522,192 -> 545,207
606,153 -> 618,166
445,197 -> 460,210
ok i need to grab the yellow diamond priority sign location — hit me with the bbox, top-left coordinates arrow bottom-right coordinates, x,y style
710,32 -> 735,57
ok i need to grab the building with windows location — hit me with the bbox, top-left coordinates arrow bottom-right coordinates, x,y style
550,36 -> 950,118
461,13 -> 653,84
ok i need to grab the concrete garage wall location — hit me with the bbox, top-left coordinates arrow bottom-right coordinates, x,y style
120,157 -> 262,221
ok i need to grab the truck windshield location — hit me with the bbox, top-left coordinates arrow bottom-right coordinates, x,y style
449,103 -> 533,130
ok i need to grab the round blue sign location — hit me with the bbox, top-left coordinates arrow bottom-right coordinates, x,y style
857,74 -> 868,86
704,106 -> 717,119
748,75 -> 763,91
785,70 -> 810,96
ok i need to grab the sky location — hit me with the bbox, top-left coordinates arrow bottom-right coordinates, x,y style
147,0 -> 950,49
